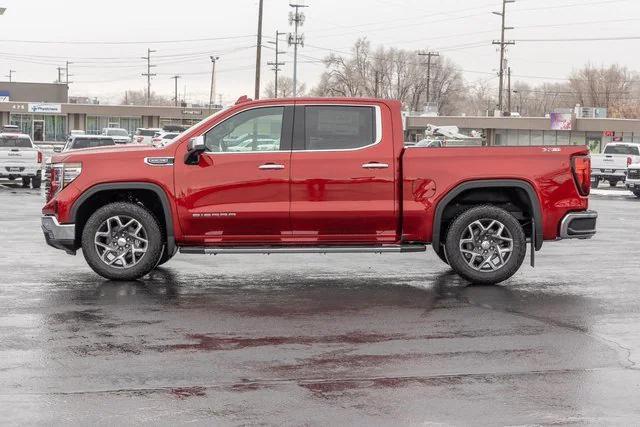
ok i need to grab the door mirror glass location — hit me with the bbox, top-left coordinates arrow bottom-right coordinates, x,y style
185,135 -> 206,165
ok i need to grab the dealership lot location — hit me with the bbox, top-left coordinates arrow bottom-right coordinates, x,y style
1,183 -> 639,425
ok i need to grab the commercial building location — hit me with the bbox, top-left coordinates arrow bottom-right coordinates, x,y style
0,82 -> 218,142
406,115 -> 640,152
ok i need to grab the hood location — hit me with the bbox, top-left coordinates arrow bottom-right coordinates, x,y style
52,143 -> 164,163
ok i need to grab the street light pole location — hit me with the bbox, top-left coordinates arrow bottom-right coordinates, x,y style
209,56 -> 220,112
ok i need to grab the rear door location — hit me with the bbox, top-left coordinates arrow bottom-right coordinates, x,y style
174,105 -> 294,244
289,103 -> 397,244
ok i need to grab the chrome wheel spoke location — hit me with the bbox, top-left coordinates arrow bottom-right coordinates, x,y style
94,215 -> 148,270
459,217 -> 514,273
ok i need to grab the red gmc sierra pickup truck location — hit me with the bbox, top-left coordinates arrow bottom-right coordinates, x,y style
42,97 -> 597,284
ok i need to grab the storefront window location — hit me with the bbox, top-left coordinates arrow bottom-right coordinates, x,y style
86,116 -> 141,135
10,113 -> 66,141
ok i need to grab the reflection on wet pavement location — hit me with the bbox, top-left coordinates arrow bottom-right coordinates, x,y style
1,189 -> 639,424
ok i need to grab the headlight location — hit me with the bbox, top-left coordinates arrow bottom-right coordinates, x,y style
46,162 -> 82,201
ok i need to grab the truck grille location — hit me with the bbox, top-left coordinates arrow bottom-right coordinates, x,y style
628,169 -> 640,180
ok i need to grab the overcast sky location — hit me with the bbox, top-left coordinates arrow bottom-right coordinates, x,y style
0,0 -> 638,104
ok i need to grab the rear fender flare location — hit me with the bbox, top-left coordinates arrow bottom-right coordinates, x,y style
431,179 -> 543,252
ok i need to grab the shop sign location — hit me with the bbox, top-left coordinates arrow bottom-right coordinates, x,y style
182,109 -> 202,116
28,103 -> 62,114
0,90 -> 9,102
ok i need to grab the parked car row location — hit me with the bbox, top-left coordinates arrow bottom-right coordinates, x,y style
591,142 -> 640,195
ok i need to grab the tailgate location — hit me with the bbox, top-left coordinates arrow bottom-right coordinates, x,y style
0,148 -> 39,167
592,154 -> 630,170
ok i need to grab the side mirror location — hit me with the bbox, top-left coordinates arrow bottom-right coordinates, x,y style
53,146 -> 62,153
184,135 -> 206,165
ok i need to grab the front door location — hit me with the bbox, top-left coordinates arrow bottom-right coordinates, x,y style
33,120 -> 45,142
175,106 -> 293,244
289,104 -> 397,244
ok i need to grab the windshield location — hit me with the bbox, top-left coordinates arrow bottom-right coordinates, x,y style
136,129 -> 157,136
162,133 -> 179,139
162,107 -> 230,146
604,144 -> 640,155
71,138 -> 116,150
0,136 -> 33,148
106,129 -> 128,136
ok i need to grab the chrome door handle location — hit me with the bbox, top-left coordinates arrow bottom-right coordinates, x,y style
259,163 -> 285,170
362,162 -> 389,169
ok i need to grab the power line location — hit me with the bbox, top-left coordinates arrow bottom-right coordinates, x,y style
0,34 -> 255,45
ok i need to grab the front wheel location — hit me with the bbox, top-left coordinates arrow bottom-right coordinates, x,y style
609,180 -> 619,187
444,205 -> 526,285
82,202 -> 163,280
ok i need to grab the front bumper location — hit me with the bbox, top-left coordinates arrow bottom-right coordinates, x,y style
559,210 -> 597,239
41,215 -> 76,254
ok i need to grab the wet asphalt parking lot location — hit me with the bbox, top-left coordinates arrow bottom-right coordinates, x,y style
0,181 -> 639,425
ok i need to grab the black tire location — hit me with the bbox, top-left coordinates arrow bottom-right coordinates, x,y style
609,180 -> 618,187
21,177 -> 30,188
31,175 -> 41,189
434,246 -> 449,266
81,202 -> 163,281
156,245 -> 177,267
444,205 -> 526,285
590,179 -> 599,189
634,190 -> 640,199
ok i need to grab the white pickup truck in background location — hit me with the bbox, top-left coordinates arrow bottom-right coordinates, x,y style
0,132 -> 43,188
591,142 -> 640,188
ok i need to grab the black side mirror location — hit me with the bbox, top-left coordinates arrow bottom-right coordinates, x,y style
184,136 -> 206,165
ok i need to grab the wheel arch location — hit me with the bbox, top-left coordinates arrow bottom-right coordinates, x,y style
432,179 -> 543,253
70,182 -> 175,255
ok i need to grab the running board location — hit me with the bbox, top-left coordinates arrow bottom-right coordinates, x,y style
180,244 -> 427,255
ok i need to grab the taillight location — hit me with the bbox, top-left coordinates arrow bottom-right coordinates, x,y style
627,157 -> 633,167
37,151 -> 43,164
45,162 -> 82,202
571,155 -> 591,196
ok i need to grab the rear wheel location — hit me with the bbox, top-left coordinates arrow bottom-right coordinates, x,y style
634,190 -> 640,199
590,178 -> 599,189
445,205 -> 526,285
81,202 -> 163,280
21,177 -> 30,188
434,246 -> 449,266
609,180 -> 619,187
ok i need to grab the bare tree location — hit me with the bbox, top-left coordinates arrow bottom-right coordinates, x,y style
121,89 -> 173,106
264,76 -> 307,98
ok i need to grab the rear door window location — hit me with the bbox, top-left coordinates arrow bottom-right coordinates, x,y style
303,106 -> 376,151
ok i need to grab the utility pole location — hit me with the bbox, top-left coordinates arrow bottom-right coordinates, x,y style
209,56 -> 220,112
492,0 -> 515,114
418,51 -> 439,105
170,75 -> 181,107
56,66 -> 63,84
267,31 -> 286,98
507,66 -> 512,113
141,48 -> 157,105
288,3 -> 308,98
65,61 -> 73,85
255,0 -> 264,100
6,69 -> 14,82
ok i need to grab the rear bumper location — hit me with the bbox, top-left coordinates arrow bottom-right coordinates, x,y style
559,210 -> 597,239
41,215 -> 76,254
0,167 -> 40,178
